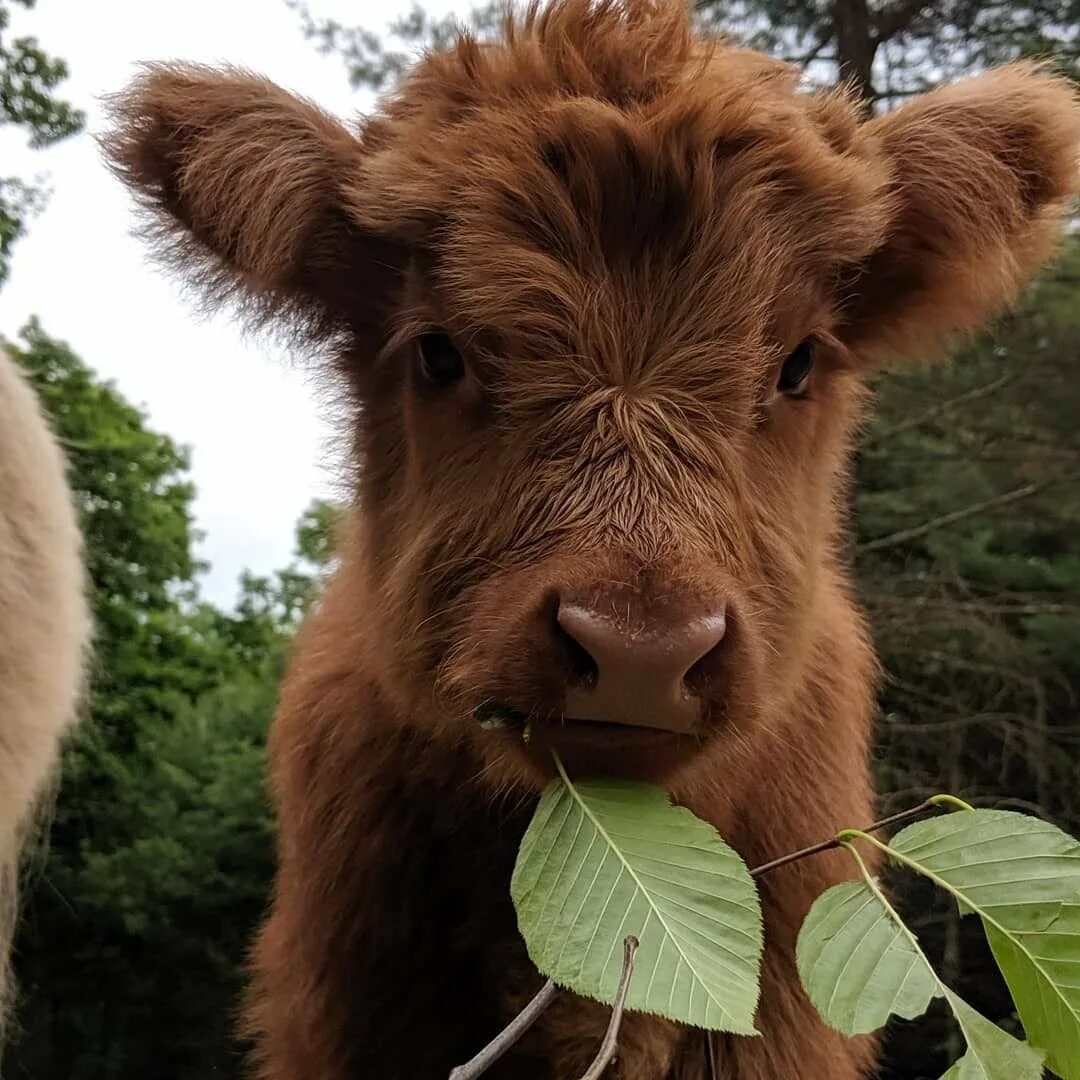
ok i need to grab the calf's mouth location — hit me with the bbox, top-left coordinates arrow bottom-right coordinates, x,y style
474,702 -> 701,781
477,703 -> 686,742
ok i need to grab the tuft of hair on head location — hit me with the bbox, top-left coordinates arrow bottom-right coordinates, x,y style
100,9 -> 1079,376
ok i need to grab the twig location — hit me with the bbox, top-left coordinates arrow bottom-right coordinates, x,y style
578,937 -> 639,1080
705,1030 -> 719,1079
857,479 -> 1070,555
448,979 -> 559,1080
874,0 -> 935,42
749,800 -> 937,878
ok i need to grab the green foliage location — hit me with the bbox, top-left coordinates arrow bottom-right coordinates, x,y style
875,811 -> 1080,1077
0,0 -> 82,284
512,759 -> 762,1032
694,0 -> 1080,101
797,878 -> 940,1034
797,806 -> 1080,1077
291,0 -> 500,92
515,782 -> 1078,1079
798,851 -> 1044,1080
935,988 -> 1045,1079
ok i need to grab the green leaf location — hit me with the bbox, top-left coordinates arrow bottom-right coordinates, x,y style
937,990 -> 1045,1080
510,757 -> 762,1032
796,880 -> 939,1034
797,844 -> 1042,1079
886,809 -> 1080,1078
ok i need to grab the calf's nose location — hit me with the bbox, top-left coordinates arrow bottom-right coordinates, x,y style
556,597 -> 727,734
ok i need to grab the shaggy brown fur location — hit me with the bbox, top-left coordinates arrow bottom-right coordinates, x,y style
104,2 -> 1080,1077
0,347 -> 88,1037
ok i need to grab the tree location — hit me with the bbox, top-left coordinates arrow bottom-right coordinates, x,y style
295,0 -> 1080,106
0,0 -> 82,284
696,0 -> 1080,105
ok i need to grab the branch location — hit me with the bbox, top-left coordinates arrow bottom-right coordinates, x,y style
705,1030 -> 720,1080
857,478 -> 1072,556
780,36 -> 833,66
749,800 -> 937,878
867,596 -> 1080,617
874,0 -> 936,42
867,371 -> 1018,442
880,713 -> 1026,734
448,979 -> 559,1080
578,937 -> 639,1080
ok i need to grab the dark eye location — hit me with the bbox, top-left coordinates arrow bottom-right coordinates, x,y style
777,339 -> 815,396
416,332 -> 465,388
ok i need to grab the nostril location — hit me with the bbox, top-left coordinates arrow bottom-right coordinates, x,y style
555,595 -> 728,733
553,606 -> 600,687
683,612 -> 729,694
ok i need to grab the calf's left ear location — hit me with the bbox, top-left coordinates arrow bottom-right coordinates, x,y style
838,65 -> 1080,364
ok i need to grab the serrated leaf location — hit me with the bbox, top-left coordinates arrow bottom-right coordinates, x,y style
888,809 -> 1080,1078
797,879 -> 939,1034
797,844 -> 1042,1080
937,990 -> 1044,1080
511,759 -> 762,1032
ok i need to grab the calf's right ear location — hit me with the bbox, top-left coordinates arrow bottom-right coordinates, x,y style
103,64 -> 395,339
837,65 -> 1080,365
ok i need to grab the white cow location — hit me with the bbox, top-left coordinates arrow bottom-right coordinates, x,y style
0,346 -> 88,1030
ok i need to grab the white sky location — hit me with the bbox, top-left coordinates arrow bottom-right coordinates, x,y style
0,0 -> 454,607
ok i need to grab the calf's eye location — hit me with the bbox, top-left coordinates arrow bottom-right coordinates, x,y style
777,339 -> 815,396
416,332 -> 465,388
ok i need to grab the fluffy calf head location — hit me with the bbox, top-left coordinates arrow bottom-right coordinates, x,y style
106,0 -> 1080,792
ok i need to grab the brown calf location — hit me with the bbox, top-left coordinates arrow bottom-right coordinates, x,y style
105,1 -> 1080,1077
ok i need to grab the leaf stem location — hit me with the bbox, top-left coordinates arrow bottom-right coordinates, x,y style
929,794 -> 976,813
839,840 -> 930,964
578,936 -> 639,1080
750,800 -> 937,879
447,979 -> 559,1080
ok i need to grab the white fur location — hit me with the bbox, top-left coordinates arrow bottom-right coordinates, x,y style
0,346 -> 89,1028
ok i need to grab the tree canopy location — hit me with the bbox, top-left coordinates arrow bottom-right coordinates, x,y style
0,0 -> 82,284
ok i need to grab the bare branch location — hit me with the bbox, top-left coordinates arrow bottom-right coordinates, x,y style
781,36 -> 833,66
749,800 -> 938,878
578,937 -> 639,1080
448,979 -> 559,1080
875,0 -> 936,43
705,1030 -> 720,1080
867,596 -> 1080,617
867,371 -> 1018,442
857,478 -> 1073,556
880,713 -> 1027,734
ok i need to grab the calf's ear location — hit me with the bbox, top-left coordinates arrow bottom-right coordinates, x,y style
838,65 -> 1080,364
104,65 -> 396,339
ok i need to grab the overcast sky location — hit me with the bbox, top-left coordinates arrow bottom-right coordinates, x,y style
0,0 -> 454,607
